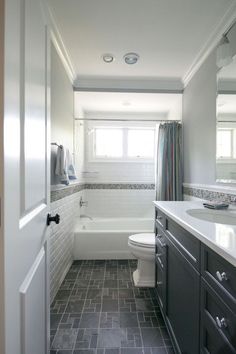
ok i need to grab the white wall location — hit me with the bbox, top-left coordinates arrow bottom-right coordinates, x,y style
50,44 -> 74,185
84,189 -> 155,218
183,22 -> 236,186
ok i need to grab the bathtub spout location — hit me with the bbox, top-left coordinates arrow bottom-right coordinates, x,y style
80,214 -> 93,221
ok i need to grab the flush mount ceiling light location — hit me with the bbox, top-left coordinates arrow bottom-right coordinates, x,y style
217,35 -> 232,68
102,53 -> 114,63
124,52 -> 139,65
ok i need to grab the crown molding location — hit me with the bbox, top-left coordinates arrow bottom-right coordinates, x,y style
182,2 -> 236,88
73,77 -> 184,93
44,3 -> 76,84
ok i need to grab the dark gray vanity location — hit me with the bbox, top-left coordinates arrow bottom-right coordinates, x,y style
154,204 -> 236,354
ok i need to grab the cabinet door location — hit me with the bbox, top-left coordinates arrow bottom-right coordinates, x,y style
165,235 -> 200,354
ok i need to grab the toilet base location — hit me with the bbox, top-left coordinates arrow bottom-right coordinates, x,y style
132,259 -> 155,287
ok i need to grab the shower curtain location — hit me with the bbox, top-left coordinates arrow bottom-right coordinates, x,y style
156,122 -> 183,201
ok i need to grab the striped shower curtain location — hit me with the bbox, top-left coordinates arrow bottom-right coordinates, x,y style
156,122 -> 183,201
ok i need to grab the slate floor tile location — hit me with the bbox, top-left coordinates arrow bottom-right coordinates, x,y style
141,327 -> 164,347
55,290 -> 72,301
51,313 -> 62,330
103,280 -> 118,288
121,349 -> 143,354
65,299 -> 85,313
51,329 -> 78,350
79,313 -> 100,328
73,350 -> 96,354
50,260 -> 173,354
97,329 -> 127,348
119,313 -> 138,328
102,299 -> 118,312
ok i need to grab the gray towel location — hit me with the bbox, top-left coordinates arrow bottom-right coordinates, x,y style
55,146 -> 77,185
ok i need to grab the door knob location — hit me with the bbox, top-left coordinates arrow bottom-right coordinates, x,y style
47,213 -> 60,226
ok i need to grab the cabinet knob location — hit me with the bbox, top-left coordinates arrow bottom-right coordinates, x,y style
216,271 -> 228,282
156,216 -> 162,220
156,281 -> 163,286
215,316 -> 227,329
47,213 -> 60,226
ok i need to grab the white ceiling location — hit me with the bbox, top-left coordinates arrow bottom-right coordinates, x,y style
74,92 -> 182,120
48,0 -> 234,85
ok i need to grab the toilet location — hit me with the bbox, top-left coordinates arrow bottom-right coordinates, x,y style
128,233 -> 155,287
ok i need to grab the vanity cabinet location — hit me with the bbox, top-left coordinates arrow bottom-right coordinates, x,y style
155,207 -> 236,354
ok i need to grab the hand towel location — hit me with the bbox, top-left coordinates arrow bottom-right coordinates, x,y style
55,146 -> 77,185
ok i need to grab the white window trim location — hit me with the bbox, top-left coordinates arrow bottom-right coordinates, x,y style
217,128 -> 234,160
88,125 -> 156,163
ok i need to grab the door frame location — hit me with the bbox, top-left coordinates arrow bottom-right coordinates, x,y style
0,0 -> 5,353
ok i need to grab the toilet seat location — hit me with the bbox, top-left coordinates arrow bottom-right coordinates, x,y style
128,233 -> 155,248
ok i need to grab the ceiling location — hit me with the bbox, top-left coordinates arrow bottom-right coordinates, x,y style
74,92 -> 182,120
48,0 -> 234,86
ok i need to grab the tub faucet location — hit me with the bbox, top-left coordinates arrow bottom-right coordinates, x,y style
80,197 -> 88,208
80,214 -> 93,221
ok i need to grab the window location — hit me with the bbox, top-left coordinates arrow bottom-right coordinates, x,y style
217,129 -> 233,159
128,129 -> 155,158
95,128 -> 123,158
91,126 -> 155,161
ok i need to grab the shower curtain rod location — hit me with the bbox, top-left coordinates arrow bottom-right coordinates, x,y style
74,118 -> 181,123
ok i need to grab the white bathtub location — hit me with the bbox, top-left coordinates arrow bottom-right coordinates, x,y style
73,217 -> 154,259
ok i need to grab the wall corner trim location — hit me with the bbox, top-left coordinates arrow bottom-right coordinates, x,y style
182,3 -> 236,88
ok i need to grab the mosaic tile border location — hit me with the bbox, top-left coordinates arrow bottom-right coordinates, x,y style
51,183 -> 86,202
183,186 -> 236,204
51,183 -> 155,202
85,183 -> 155,190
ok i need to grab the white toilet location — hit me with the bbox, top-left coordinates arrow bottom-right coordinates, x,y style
128,233 -> 155,287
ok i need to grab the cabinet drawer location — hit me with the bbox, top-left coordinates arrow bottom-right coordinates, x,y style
201,245 -> 236,312
201,310 -> 236,354
155,208 -> 166,230
201,278 -> 236,352
166,218 -> 201,270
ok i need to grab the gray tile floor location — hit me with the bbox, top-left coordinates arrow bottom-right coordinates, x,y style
50,260 -> 174,354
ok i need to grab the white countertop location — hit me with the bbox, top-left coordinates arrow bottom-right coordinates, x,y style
154,201 -> 236,267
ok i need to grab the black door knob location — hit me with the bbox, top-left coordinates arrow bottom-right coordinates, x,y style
47,213 -> 60,226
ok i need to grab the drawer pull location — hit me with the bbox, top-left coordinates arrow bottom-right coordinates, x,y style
215,316 -> 227,329
216,271 -> 228,282
157,281 -> 162,285
156,235 -> 166,248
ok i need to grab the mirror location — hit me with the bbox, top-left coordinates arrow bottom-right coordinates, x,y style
216,55 -> 236,183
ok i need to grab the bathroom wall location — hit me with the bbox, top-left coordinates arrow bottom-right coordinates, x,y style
183,21 -> 236,198
49,44 -> 85,302
85,188 -> 155,218
51,43 -> 74,185
50,190 -> 84,302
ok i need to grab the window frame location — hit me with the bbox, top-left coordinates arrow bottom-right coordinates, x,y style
216,128 -> 234,160
87,124 -> 156,163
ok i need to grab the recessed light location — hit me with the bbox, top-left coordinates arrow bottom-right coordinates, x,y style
124,53 -> 139,65
102,53 -> 114,63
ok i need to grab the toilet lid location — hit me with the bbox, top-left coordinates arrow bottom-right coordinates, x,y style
129,233 -> 155,248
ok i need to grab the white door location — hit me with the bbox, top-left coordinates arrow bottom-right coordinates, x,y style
3,0 -> 52,353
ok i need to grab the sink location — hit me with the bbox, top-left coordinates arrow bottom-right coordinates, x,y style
186,208 -> 236,225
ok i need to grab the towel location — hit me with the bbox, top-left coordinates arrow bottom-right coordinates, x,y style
55,146 -> 77,185
203,201 -> 229,210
